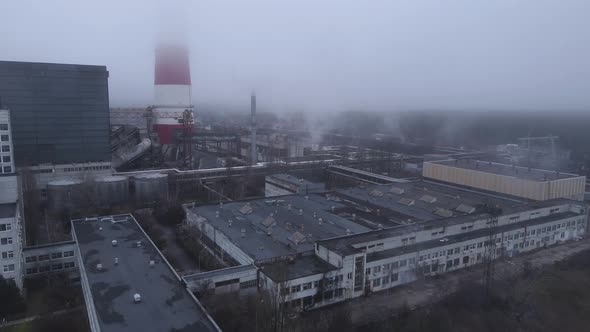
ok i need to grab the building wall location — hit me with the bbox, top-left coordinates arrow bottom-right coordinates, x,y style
0,61 -> 111,166
22,242 -> 78,277
0,110 -> 15,174
0,209 -> 22,287
423,162 -> 586,201
23,162 -> 112,190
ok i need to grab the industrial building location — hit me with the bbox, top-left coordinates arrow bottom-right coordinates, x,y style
72,214 -> 220,332
183,177 -> 588,311
423,159 -> 586,201
0,61 -> 111,167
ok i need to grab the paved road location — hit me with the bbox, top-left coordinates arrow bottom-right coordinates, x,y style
305,239 -> 590,328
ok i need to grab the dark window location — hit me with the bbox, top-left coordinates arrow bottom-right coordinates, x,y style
64,262 -> 75,269
39,265 -> 50,273
1,145 -> 9,152
51,252 -> 63,259
25,256 -> 37,263
63,251 -> 74,257
1,156 -> 9,163
0,124 -> 8,131
2,166 -> 11,173
0,135 -> 8,142
26,267 -> 38,275
38,254 -> 50,261
51,263 -> 63,270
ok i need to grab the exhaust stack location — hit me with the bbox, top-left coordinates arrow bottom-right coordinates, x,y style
250,93 -> 257,164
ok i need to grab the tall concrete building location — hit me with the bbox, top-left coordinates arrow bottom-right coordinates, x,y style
0,61 -> 111,167
0,108 -> 23,287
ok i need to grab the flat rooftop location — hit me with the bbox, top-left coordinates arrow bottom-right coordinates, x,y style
260,254 -> 338,282
335,180 -> 526,223
72,214 -> 218,332
428,159 -> 581,181
190,195 -> 371,261
0,203 -> 16,218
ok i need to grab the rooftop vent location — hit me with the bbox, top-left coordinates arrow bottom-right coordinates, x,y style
241,228 -> 246,238
149,260 -> 155,266
111,240 -> 118,246
288,231 -> 306,245
456,204 -> 476,214
96,263 -> 103,271
398,198 -> 415,206
318,217 -> 323,225
287,204 -> 292,210
262,215 -> 276,228
298,209 -> 303,216
215,211 -> 220,218
434,208 -> 454,218
134,293 -> 142,303
390,187 -> 405,195
136,241 -> 142,248
420,195 -> 437,203
346,228 -> 352,235
114,257 -> 119,265
369,189 -> 384,197
99,227 -> 103,231
239,203 -> 253,215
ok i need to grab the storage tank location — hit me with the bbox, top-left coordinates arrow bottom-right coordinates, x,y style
94,175 -> 129,206
47,179 -> 83,212
133,173 -> 169,204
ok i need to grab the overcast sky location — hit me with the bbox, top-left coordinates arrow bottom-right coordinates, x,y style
1,0 -> 589,112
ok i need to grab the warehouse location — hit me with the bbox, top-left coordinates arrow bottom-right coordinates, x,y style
423,159 -> 586,201
184,180 -> 588,310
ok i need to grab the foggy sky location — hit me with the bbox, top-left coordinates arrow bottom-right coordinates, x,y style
1,0 -> 589,112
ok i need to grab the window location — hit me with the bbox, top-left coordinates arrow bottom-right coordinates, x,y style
392,261 -> 399,269
409,258 -> 416,266
447,249 -> 453,256
313,280 -> 320,288
25,256 -> 37,263
391,273 -> 399,282
1,145 -> 9,152
399,259 -> 407,267
291,285 -> 301,293
303,282 -> 312,290
26,267 -> 38,275
240,280 -> 256,289
366,268 -> 371,274
477,242 -> 483,248
347,272 -> 353,280
0,237 -> 13,245
446,260 -> 453,269
51,252 -> 63,260
454,247 -> 460,254
3,264 -> 15,272
52,263 -> 63,270
1,156 -> 9,163
453,258 -> 460,266
0,124 -> 8,131
373,278 -> 381,287
0,135 -> 8,142
1,251 -> 14,259
374,266 -> 381,273
324,290 -> 334,300
2,166 -> 11,173
63,251 -> 74,257
335,288 -> 344,297
39,265 -> 50,273
0,224 -> 11,232
383,263 -> 390,271
552,225 -> 557,231
383,275 -> 390,284
531,229 -> 536,235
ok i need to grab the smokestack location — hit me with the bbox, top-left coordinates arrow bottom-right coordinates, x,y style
250,93 -> 257,164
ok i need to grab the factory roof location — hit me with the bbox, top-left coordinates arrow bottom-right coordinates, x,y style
427,159 -> 581,181
259,255 -> 338,282
189,194 -> 371,261
266,173 -> 326,193
72,214 -> 219,332
334,180 -> 525,224
0,203 -> 16,218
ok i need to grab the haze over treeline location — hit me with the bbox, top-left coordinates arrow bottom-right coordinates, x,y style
1,0 -> 589,112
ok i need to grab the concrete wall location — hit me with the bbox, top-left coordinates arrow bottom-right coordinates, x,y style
0,176 -> 18,204
22,241 -> 78,277
423,162 -> 586,201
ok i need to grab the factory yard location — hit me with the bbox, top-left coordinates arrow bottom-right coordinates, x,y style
303,238 -> 590,328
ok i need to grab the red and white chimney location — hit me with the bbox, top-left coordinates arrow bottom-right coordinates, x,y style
152,44 -> 193,145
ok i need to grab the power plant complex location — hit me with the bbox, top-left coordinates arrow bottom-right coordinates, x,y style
0,37 -> 588,332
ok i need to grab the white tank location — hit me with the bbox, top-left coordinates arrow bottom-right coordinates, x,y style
47,179 -> 84,212
94,175 -> 129,206
133,173 -> 169,205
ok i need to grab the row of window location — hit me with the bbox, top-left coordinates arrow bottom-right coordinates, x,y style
62,165 -> 110,172
283,275 -> 345,295
372,273 -> 399,287
26,262 -> 75,275
0,224 -> 12,232
25,250 -> 75,263
0,237 -> 13,245
1,251 -> 14,259
3,264 -> 15,272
